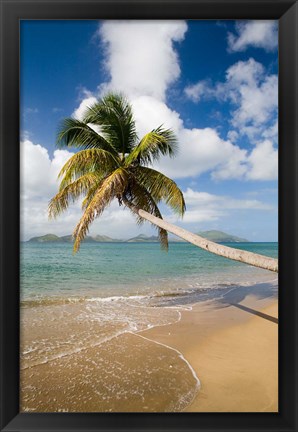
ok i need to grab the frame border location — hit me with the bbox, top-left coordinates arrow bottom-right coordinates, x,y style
1,1 -> 297,431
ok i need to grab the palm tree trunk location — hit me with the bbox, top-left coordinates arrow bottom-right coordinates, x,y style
124,200 -> 278,273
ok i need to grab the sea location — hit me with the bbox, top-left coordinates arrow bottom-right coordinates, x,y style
20,241 -> 278,412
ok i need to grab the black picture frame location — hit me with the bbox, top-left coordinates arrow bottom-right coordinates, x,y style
0,0 -> 297,431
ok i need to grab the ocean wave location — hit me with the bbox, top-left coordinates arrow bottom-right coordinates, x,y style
87,295 -> 147,303
21,297 -> 87,308
21,276 -> 278,309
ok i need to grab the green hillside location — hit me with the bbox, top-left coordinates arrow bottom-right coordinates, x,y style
93,234 -> 118,242
197,230 -> 248,243
28,234 -> 60,243
28,234 -> 118,243
28,230 -> 248,244
127,234 -> 159,243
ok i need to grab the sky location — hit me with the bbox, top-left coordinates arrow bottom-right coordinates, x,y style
20,20 -> 278,241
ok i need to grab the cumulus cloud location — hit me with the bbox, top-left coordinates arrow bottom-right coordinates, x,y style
98,20 -> 187,101
184,187 -> 272,209
185,58 -> 278,142
72,96 -> 97,120
184,80 -> 212,103
227,20 -> 278,52
158,124 -> 247,180
21,140 -> 72,199
225,59 -> 278,136
262,119 -> 278,142
72,89 -> 98,120
90,22 -> 249,180
73,22 -> 277,183
246,140 -> 278,180
125,95 -> 246,180
183,59 -> 278,182
169,187 -> 273,224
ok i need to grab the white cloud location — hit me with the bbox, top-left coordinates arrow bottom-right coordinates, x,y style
168,187 -> 273,224
227,21 -> 278,52
246,140 -> 278,180
21,140 -> 72,198
20,140 -> 75,239
183,188 -> 272,210
219,59 -> 277,139
73,95 -> 98,120
158,125 -> 247,179
227,130 -> 239,142
225,57 -> 264,86
71,22 -> 249,180
184,58 -> 278,154
73,24 -> 277,183
98,20 -> 187,101
262,119 -> 278,142
184,80 -> 211,103
132,95 -> 183,137
226,60 -> 278,133
131,95 -> 248,179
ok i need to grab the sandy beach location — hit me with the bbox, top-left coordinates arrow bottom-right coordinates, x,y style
142,294 -> 278,412
20,282 -> 278,412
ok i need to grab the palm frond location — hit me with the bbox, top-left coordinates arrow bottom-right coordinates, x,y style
57,118 -> 118,155
50,92 -> 185,254
48,173 -> 100,219
132,166 -> 185,216
58,149 -> 121,190
126,126 -> 177,166
81,182 -> 102,210
125,181 -> 168,251
82,93 -> 138,155
73,168 -> 129,252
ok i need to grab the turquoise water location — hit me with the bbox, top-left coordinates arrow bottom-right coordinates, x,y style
21,241 -> 278,303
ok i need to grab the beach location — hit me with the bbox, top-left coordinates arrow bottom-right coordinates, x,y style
20,283 -> 278,412
143,294 -> 278,412
20,242 -> 278,412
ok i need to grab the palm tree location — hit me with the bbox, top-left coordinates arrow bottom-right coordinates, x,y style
49,93 -> 278,273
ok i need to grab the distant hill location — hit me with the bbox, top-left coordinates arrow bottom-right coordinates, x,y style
59,235 -> 99,243
28,234 -> 119,243
127,234 -> 159,243
197,230 -> 248,243
93,234 -> 117,242
28,234 -> 61,243
27,230 -> 248,244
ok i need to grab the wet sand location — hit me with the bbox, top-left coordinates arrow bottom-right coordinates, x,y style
20,331 -> 199,412
20,290 -> 278,412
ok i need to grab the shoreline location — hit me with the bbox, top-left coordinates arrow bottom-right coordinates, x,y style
20,283 -> 278,412
141,293 -> 278,412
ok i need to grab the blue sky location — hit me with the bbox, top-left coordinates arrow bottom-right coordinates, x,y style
20,20 -> 278,241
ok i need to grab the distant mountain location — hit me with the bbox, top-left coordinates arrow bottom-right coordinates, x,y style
127,234 -> 159,243
28,234 -> 119,243
197,230 -> 248,243
93,234 -> 118,242
27,230 -> 248,244
59,235 -> 73,243
28,234 -> 61,243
